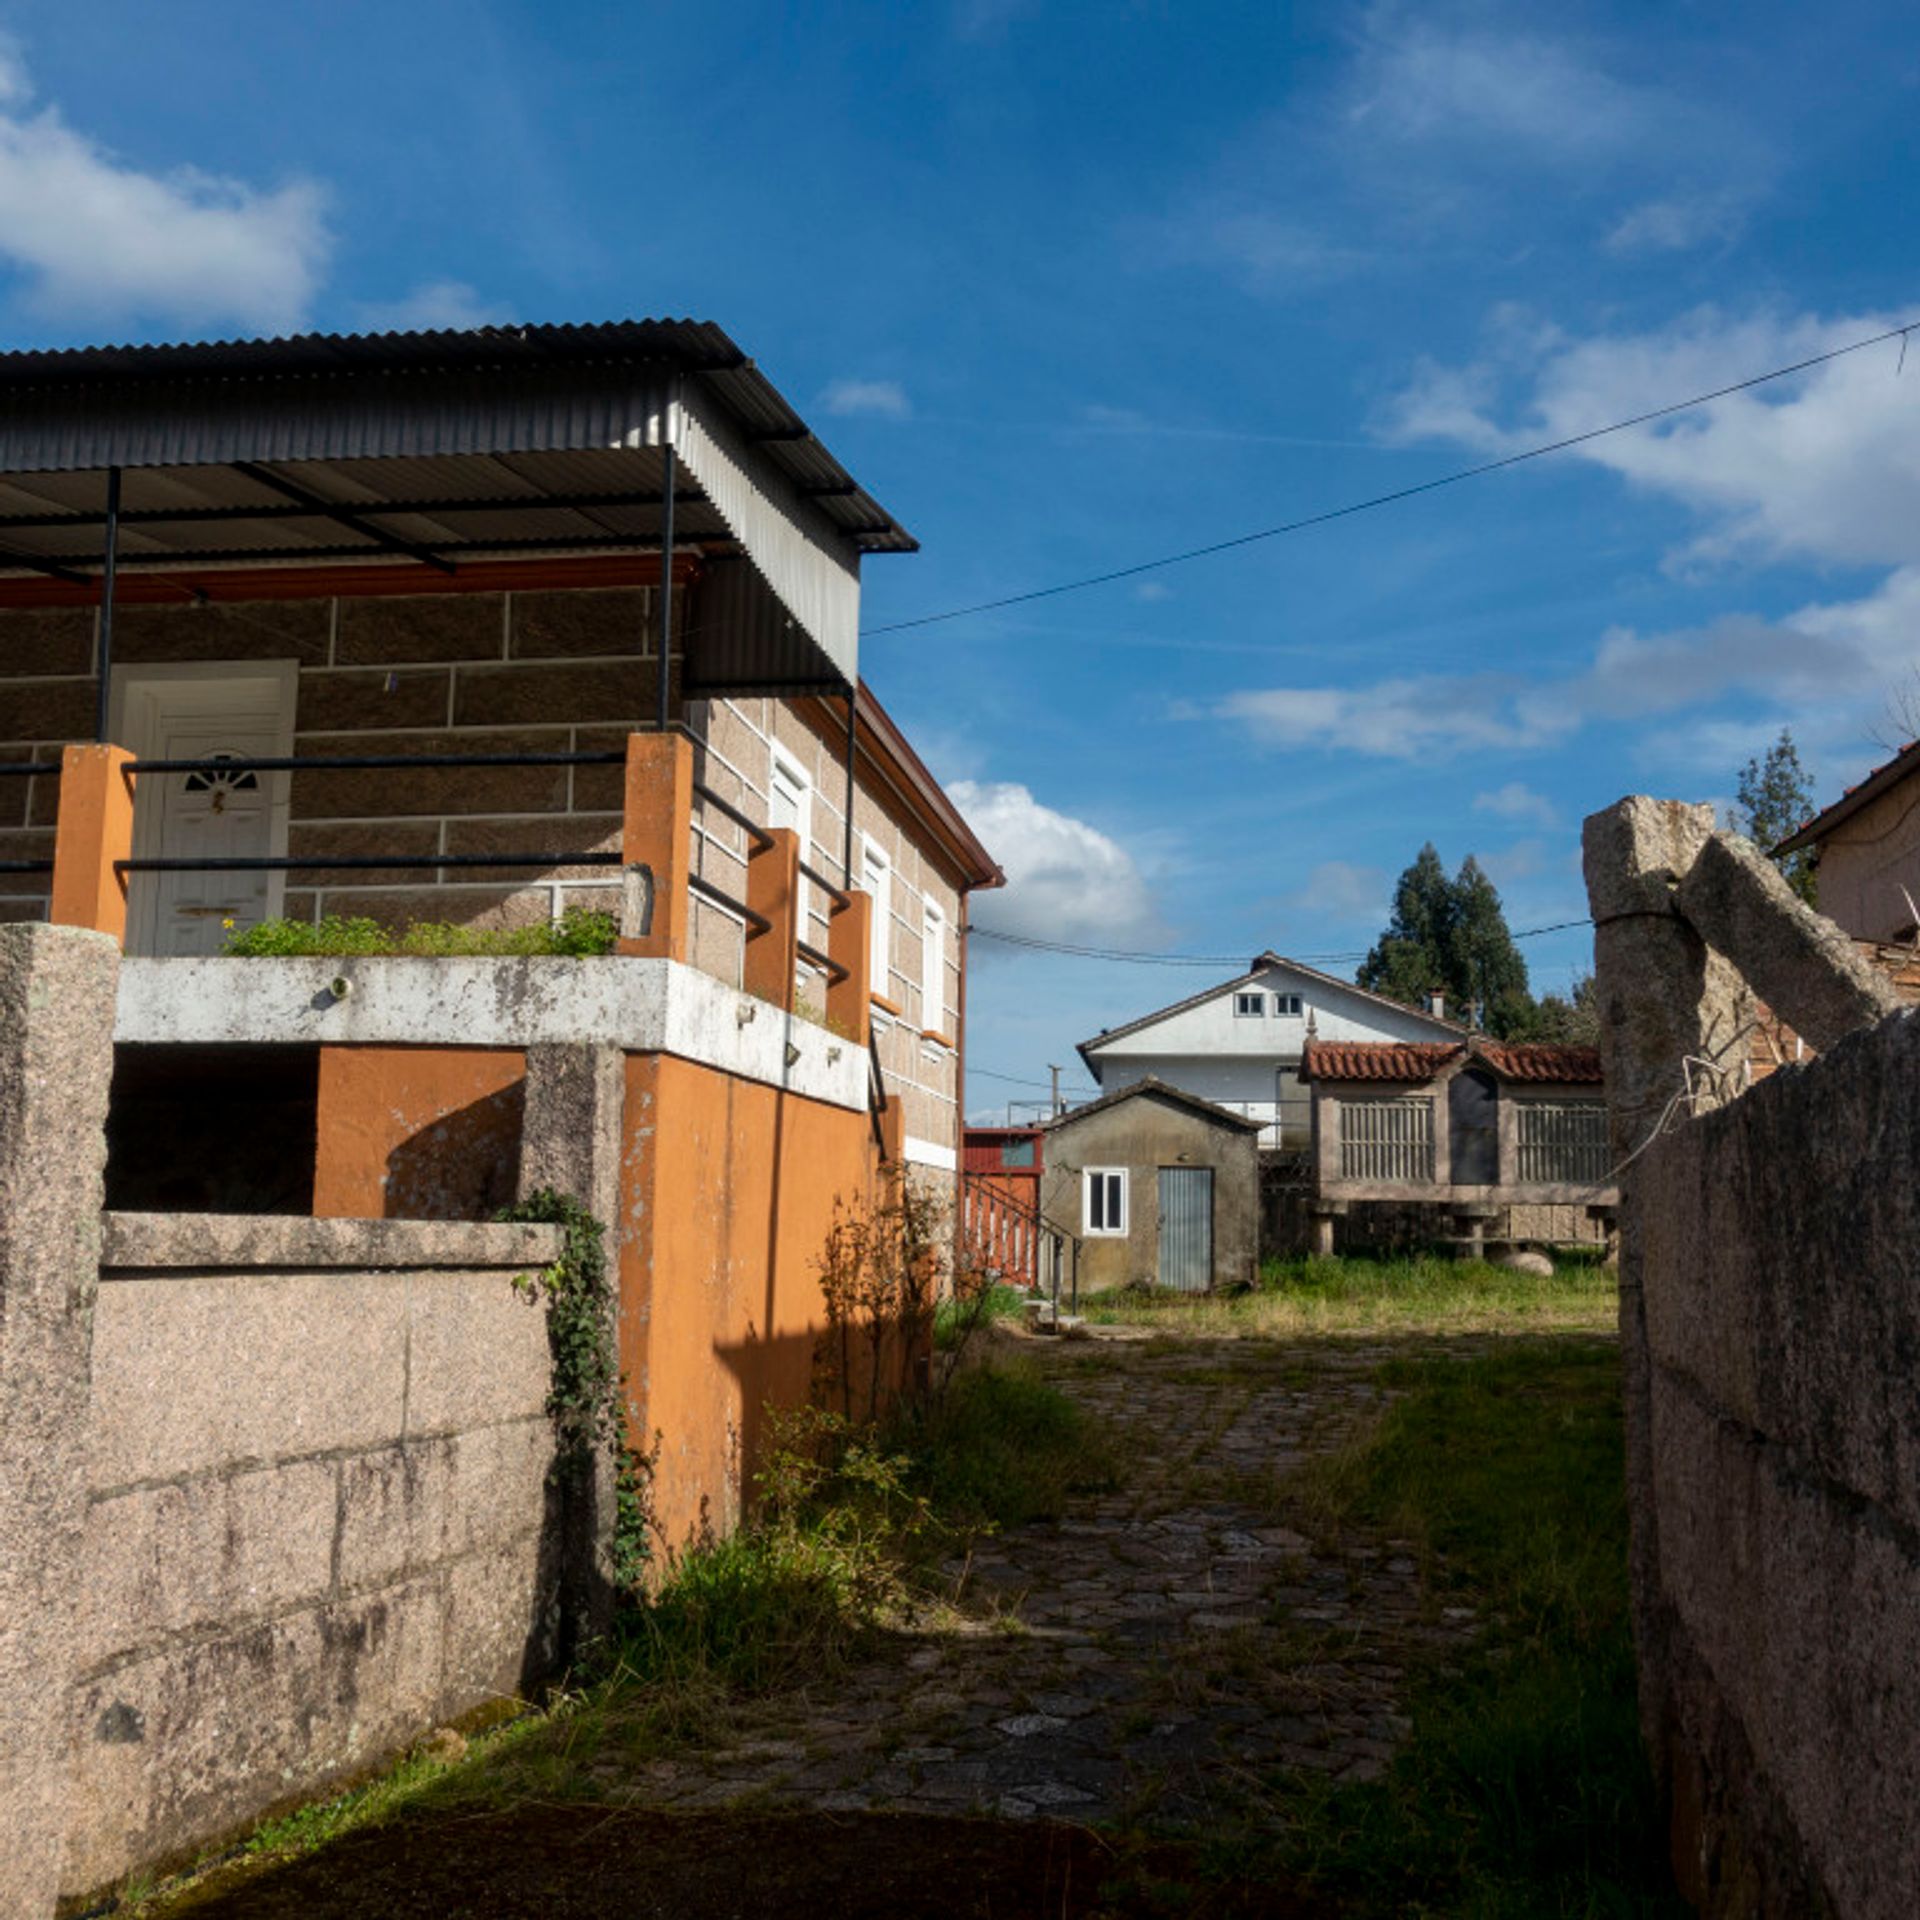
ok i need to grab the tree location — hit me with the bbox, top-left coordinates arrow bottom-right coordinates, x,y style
1357,843 -> 1538,1039
1527,972 -> 1599,1046
1727,728 -> 1817,905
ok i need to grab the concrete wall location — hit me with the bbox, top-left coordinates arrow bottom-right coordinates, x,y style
620,1052 -> 888,1547
1630,1012 -> 1920,1919
1042,1090 -> 1260,1292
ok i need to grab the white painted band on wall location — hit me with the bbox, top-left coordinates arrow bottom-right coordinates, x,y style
902,1135 -> 957,1172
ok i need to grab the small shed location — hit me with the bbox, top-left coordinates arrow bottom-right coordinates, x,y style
1042,1078 -> 1262,1293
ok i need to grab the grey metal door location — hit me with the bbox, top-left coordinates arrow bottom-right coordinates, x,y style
1158,1167 -> 1213,1292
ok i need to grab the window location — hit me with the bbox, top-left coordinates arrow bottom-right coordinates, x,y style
1233,991 -> 1266,1017
1083,1167 -> 1128,1235
921,899 -> 946,1031
1001,1138 -> 1035,1169
860,839 -> 891,993
1273,992 -> 1303,1017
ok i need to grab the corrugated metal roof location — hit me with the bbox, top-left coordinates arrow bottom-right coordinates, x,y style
0,319 -> 914,554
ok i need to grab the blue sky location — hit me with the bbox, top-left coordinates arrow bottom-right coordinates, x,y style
4,1 -> 1918,1115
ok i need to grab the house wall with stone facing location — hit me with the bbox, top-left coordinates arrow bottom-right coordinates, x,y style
0,585 -> 967,1155
57,1212 -> 567,1907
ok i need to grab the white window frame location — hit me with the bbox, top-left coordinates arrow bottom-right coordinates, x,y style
768,748 -> 815,951
1273,992 -> 1303,1017
1083,1167 -> 1129,1236
1233,991 -> 1266,1017
920,897 -> 946,1033
860,836 -> 891,996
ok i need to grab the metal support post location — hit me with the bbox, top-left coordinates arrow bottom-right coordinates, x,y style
656,440 -> 676,732
95,467 -> 121,742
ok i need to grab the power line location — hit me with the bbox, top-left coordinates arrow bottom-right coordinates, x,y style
863,317 -> 1920,638
969,1063 -> 1100,1091
965,917 -> 1595,966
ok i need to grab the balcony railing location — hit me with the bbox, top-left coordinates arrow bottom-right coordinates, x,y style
27,732 -> 881,1047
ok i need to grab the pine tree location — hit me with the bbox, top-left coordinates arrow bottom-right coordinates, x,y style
1357,844 -> 1538,1038
1729,729 -> 1817,905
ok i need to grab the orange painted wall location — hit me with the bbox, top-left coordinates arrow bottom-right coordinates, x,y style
314,1045 -> 526,1220
620,1053 -> 881,1550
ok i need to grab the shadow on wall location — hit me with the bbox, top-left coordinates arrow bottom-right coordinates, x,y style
383,1082 -> 525,1220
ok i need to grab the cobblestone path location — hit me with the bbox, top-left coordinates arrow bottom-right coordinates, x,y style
625,1334 -> 1475,1831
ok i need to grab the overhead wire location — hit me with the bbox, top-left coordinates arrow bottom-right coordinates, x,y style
861,317 -> 1920,637
964,917 -> 1595,966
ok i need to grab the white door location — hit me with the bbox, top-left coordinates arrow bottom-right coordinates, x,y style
115,668 -> 295,957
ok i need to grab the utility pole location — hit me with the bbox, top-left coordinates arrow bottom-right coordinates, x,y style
1049,1064 -> 1062,1118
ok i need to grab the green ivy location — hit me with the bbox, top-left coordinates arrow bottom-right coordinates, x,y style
499,1188 -> 655,1595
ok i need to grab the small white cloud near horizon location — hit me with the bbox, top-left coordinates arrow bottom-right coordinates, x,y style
1474,782 -> 1557,828
354,279 -> 508,333
1133,580 -> 1173,603
0,42 -> 329,331
818,377 -> 911,420
951,781 -> 1162,950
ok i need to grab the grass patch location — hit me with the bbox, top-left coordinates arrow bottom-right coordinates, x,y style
223,906 -> 618,958
932,1280 -> 1027,1349
886,1356 -> 1122,1530
1080,1251 -> 1619,1340
1263,1338 -> 1681,1918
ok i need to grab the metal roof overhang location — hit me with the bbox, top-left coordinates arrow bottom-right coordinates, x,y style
0,321 -> 916,694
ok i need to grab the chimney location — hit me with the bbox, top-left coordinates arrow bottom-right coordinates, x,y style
1427,988 -> 1446,1020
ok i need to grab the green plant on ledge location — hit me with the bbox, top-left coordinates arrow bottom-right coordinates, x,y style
225,906 -> 618,958
499,1189 -> 656,1595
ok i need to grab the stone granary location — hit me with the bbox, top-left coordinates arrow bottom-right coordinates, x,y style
0,320 -> 999,1916
1300,1037 -> 1619,1256
1041,1078 -> 1263,1293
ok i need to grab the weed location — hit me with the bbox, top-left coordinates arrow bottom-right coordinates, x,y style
224,906 -> 618,958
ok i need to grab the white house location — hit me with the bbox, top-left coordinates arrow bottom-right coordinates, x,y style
1076,952 -> 1462,1151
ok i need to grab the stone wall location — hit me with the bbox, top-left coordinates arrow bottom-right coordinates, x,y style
62,1211 -> 566,1905
1585,799 -> 1919,1920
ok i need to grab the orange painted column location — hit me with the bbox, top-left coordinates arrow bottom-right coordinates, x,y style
742,826 -> 801,1006
619,731 -> 693,961
49,744 -> 136,945
827,888 -> 873,1045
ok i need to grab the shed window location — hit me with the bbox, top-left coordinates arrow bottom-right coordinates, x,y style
1001,1138 -> 1035,1169
1084,1167 -> 1128,1235
1233,992 -> 1266,1017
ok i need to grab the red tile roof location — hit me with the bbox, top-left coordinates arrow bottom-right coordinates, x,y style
1301,1040 -> 1603,1085
1301,1042 -> 1461,1083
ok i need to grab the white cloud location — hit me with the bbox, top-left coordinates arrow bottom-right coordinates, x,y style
1133,581 -> 1172,603
1477,837 -> 1548,886
950,781 -> 1162,948
1384,305 -> 1920,572
0,46 -> 329,330
354,280 -> 507,333
1217,675 -> 1572,761
818,378 -> 910,420
1474,782 -> 1557,827
1349,17 -> 1667,158
1288,859 -> 1388,924
1605,193 -> 1744,255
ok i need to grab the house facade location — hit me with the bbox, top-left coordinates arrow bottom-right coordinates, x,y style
0,321 -> 1001,1551
1077,951 -> 1462,1151
1775,737 -> 1920,944
1041,1079 -> 1262,1293
1301,1038 -> 1617,1253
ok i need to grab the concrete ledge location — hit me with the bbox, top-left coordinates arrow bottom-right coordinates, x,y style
113,953 -> 867,1110
102,1212 -> 563,1274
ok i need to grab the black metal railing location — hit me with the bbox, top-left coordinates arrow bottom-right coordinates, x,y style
0,761 -> 57,871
